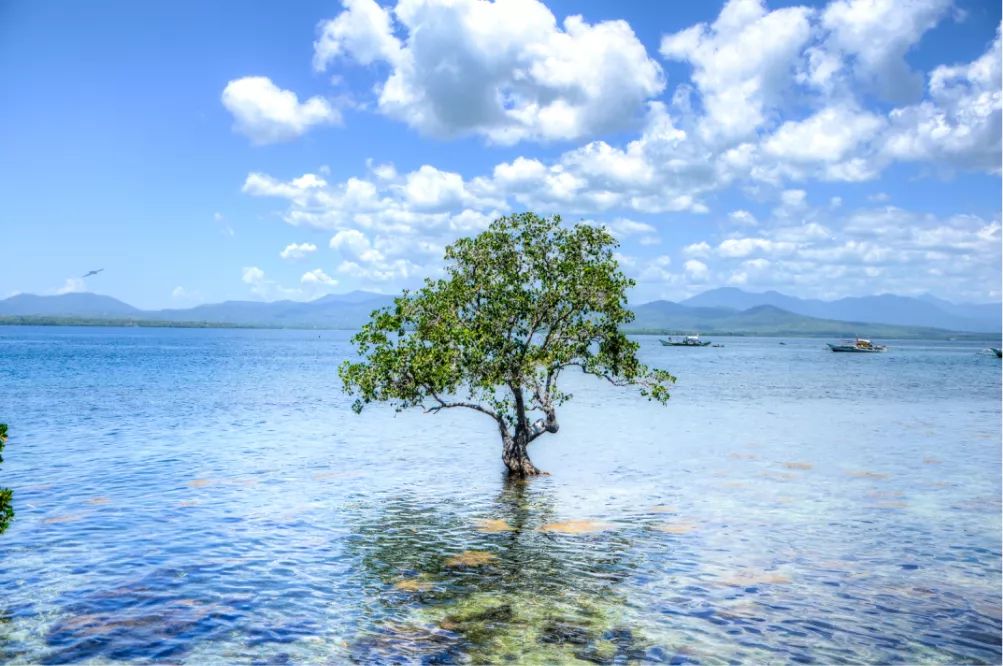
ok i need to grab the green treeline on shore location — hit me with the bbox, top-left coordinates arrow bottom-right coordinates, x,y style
0,314 -> 998,340
0,316 -> 259,329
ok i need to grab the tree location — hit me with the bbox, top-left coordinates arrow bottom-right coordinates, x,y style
0,424 -> 12,534
339,213 -> 675,477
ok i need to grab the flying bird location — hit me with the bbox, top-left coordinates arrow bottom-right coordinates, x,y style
81,268 -> 104,278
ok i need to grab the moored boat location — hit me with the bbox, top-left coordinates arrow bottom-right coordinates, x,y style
661,335 -> 712,347
827,338 -> 887,353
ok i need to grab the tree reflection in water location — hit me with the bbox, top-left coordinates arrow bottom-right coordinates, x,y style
346,475 -> 654,663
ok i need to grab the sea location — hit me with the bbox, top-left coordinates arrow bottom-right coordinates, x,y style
0,326 -> 999,664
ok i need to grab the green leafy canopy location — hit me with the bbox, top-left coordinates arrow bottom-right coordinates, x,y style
339,212 -> 675,441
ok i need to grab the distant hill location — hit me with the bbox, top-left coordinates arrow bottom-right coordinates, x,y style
0,289 -> 997,338
626,302 -> 979,338
0,293 -> 141,317
682,287 -> 1001,333
152,292 -> 396,328
0,291 -> 394,329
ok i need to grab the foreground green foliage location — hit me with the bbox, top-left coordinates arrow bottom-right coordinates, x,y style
0,424 -> 12,534
339,212 -> 675,475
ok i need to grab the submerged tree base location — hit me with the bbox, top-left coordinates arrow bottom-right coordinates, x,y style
503,460 -> 547,478
502,441 -> 547,477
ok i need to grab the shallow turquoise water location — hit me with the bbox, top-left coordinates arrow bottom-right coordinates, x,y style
0,327 -> 999,663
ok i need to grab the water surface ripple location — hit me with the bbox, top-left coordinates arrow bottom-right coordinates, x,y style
0,328 -> 999,663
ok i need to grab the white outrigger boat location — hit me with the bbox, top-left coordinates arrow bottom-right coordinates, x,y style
660,334 -> 712,347
827,338 -> 887,353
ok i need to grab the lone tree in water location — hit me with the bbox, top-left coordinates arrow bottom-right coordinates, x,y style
339,213 -> 675,477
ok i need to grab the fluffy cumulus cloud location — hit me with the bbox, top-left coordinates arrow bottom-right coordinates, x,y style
241,266 -> 304,300
488,103 -> 717,214
330,228 -> 426,281
882,29 -> 1002,171
300,268 -> 338,287
657,0 -> 1000,183
280,242 -> 318,260
660,0 -> 813,143
313,0 -> 664,143
818,0 -> 952,103
683,241 -> 711,257
235,0 -> 1000,300
222,76 -> 339,144
684,259 -> 710,280
241,266 -> 266,285
55,278 -> 85,295
294,0 -> 998,225
636,193 -> 1001,300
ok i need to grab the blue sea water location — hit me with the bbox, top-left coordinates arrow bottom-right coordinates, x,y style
0,326 -> 999,664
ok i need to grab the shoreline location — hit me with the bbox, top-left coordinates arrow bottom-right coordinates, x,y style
0,317 -> 998,341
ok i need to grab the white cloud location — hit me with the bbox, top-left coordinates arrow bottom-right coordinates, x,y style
728,210 -> 758,226
683,259 -> 710,280
613,252 -> 637,268
882,29 -> 1002,172
604,218 -> 661,244
368,160 -> 398,181
279,242 -> 318,261
779,189 -> 807,208
336,257 -> 423,282
820,0 -> 952,103
170,286 -> 202,303
313,0 -> 402,70
655,0 -> 998,185
404,165 -> 473,210
638,254 -> 679,283
330,229 -> 384,263
242,266 -> 266,285
222,76 -> 339,144
301,268 -> 338,287
488,103 -> 714,214
742,258 -> 771,271
56,278 -> 85,294
607,218 -> 657,237
763,105 -> 884,165
718,237 -> 797,258
241,4 -> 997,259
670,203 -> 1001,300
235,1 -> 1000,302
241,266 -> 303,301
661,0 -> 813,143
314,0 -> 664,144
683,241 -> 711,257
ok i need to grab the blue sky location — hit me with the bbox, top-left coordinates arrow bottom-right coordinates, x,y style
1,0 -> 1000,308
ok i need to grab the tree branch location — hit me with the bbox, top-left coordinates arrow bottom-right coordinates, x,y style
425,388 -> 503,424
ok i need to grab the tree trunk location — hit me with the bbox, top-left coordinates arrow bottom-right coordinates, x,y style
502,432 -> 544,477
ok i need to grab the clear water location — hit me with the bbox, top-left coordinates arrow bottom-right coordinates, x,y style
0,327 -> 999,664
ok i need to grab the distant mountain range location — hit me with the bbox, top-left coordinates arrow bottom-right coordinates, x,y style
0,288 -> 999,338
680,287 -> 1000,333
0,291 -> 396,329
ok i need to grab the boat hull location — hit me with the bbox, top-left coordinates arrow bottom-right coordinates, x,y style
827,344 -> 886,353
